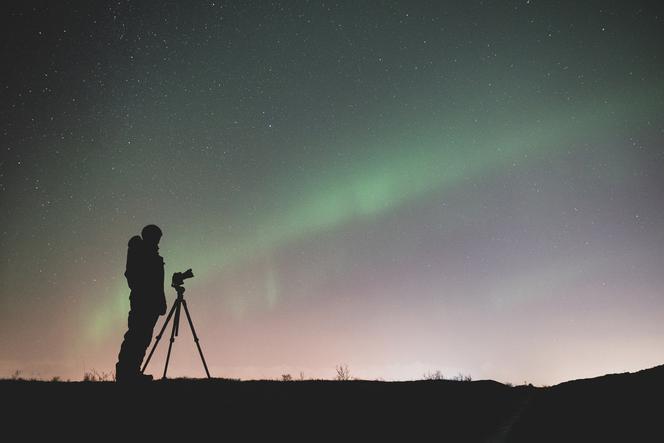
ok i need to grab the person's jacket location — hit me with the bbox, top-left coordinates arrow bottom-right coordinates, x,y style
124,236 -> 167,315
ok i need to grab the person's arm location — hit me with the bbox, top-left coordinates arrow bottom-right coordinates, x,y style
157,255 -> 167,314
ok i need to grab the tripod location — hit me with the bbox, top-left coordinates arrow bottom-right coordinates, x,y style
141,283 -> 211,379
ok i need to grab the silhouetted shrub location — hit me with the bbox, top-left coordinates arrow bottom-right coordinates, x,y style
335,364 -> 351,381
83,369 -> 113,382
423,370 -> 445,380
452,373 -> 472,382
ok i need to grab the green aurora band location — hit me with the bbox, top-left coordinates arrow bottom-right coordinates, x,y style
86,87 -> 661,342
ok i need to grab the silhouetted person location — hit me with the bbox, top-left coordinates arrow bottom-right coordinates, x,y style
116,224 -> 167,382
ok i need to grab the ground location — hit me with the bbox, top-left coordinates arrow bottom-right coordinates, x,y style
3,365 -> 662,441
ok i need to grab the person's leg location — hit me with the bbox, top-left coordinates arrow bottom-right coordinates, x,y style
116,297 -> 156,381
116,304 -> 140,381
136,311 -> 160,371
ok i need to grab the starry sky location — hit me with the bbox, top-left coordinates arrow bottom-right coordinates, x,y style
1,1 -> 663,384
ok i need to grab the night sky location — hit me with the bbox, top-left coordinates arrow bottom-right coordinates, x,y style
2,1 -> 663,384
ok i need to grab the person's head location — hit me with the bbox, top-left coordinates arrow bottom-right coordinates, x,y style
141,224 -> 162,250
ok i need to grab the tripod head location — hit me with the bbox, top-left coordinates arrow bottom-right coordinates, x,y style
172,268 -> 194,288
171,268 -> 194,299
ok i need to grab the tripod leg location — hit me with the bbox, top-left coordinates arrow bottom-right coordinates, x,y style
142,301 -> 178,374
181,299 -> 212,378
162,301 -> 181,379
174,301 -> 180,337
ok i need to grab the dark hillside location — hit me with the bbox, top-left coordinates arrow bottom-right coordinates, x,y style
507,365 -> 664,442
3,378 -> 528,441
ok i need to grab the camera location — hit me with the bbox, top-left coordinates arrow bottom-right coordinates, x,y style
172,268 -> 194,287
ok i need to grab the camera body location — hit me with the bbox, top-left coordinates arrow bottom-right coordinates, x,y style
172,268 -> 194,287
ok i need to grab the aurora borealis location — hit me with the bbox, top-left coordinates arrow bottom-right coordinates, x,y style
2,1 -> 663,384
